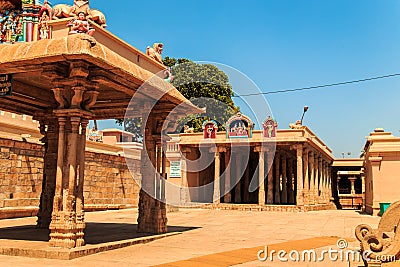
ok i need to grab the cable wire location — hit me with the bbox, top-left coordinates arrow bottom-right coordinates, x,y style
233,73 -> 400,97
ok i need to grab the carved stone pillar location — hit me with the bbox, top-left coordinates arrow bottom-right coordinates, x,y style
244,160 -> 250,203
318,156 -> 323,204
223,149 -> 232,203
303,148 -> 309,205
323,161 -> 328,203
295,145 -> 304,206
37,117 -> 58,228
267,152 -> 274,204
287,157 -> 294,204
254,146 -> 265,206
281,153 -> 287,204
180,147 -> 191,204
212,148 -> 221,204
235,153 -> 242,203
137,114 -> 167,234
309,151 -> 315,205
274,151 -> 281,204
49,111 -> 91,248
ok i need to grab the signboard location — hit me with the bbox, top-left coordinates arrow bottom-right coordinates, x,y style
169,161 -> 181,178
0,74 -> 12,97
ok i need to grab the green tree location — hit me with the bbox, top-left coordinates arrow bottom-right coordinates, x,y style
116,58 -> 238,140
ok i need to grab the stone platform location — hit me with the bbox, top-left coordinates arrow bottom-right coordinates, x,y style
179,203 -> 337,212
0,232 -> 179,260
0,209 -> 192,260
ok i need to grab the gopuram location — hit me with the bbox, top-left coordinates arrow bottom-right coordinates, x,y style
0,0 -> 202,249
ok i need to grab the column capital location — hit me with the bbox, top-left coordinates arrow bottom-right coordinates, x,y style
181,147 -> 192,155
210,146 -> 227,154
254,146 -> 270,153
290,144 -> 303,151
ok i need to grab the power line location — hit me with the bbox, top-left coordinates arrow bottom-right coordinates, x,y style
232,73 -> 400,97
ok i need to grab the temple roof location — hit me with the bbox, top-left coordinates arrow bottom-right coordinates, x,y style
0,34 -> 203,119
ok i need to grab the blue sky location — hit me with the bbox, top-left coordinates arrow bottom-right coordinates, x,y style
52,0 -> 400,158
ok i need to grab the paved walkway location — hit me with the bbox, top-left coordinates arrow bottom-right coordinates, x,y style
0,208 -> 380,266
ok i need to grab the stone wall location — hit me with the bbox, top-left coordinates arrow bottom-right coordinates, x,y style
0,137 -> 141,217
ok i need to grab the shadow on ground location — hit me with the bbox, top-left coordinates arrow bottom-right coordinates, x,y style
0,223 -> 199,244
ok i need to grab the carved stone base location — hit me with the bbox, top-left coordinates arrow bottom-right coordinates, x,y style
49,211 -> 85,249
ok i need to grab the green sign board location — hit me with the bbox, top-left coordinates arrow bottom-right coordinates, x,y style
169,161 -> 181,178
0,74 -> 12,97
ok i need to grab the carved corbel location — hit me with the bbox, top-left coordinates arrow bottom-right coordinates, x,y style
82,90 -> 99,110
52,88 -> 69,109
71,86 -> 85,108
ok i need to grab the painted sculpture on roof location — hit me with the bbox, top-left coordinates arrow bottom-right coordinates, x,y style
263,116 -> 278,138
226,113 -> 254,139
0,0 -> 53,43
203,119 -> 218,139
52,0 -> 107,28
68,11 -> 94,36
146,43 -> 164,64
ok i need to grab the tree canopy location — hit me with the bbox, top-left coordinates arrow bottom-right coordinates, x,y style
117,57 -> 238,141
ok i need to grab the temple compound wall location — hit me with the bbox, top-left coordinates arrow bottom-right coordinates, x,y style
0,112 -> 141,219
363,128 -> 400,216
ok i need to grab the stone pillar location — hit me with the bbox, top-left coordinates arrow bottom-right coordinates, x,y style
255,146 -> 266,205
224,149 -> 232,203
321,161 -> 326,203
274,151 -> 281,204
349,177 -> 356,195
137,113 -> 167,234
296,146 -> 304,206
76,118 -> 88,247
324,161 -> 329,203
318,156 -> 323,204
309,151 -> 315,205
303,148 -> 309,205
288,157 -> 295,204
328,165 -> 332,200
161,141 -> 167,201
244,160 -> 250,203
213,149 -> 221,204
37,117 -> 58,228
281,153 -> 287,204
235,153 -> 242,203
267,152 -> 274,204
49,111 -> 90,248
180,147 -> 190,204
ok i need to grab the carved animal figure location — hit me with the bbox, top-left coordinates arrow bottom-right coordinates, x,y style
53,1 -> 106,28
71,0 -> 90,15
52,4 -> 73,19
88,9 -> 106,28
146,43 -> 164,64
184,125 -> 194,134
289,120 -> 304,129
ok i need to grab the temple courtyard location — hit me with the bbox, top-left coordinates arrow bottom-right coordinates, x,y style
0,208 -> 380,266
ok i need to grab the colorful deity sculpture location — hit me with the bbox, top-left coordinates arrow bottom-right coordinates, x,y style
146,43 -> 164,64
202,119 -> 218,139
263,116 -> 278,138
68,11 -> 94,36
0,0 -> 53,43
226,113 -> 254,139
